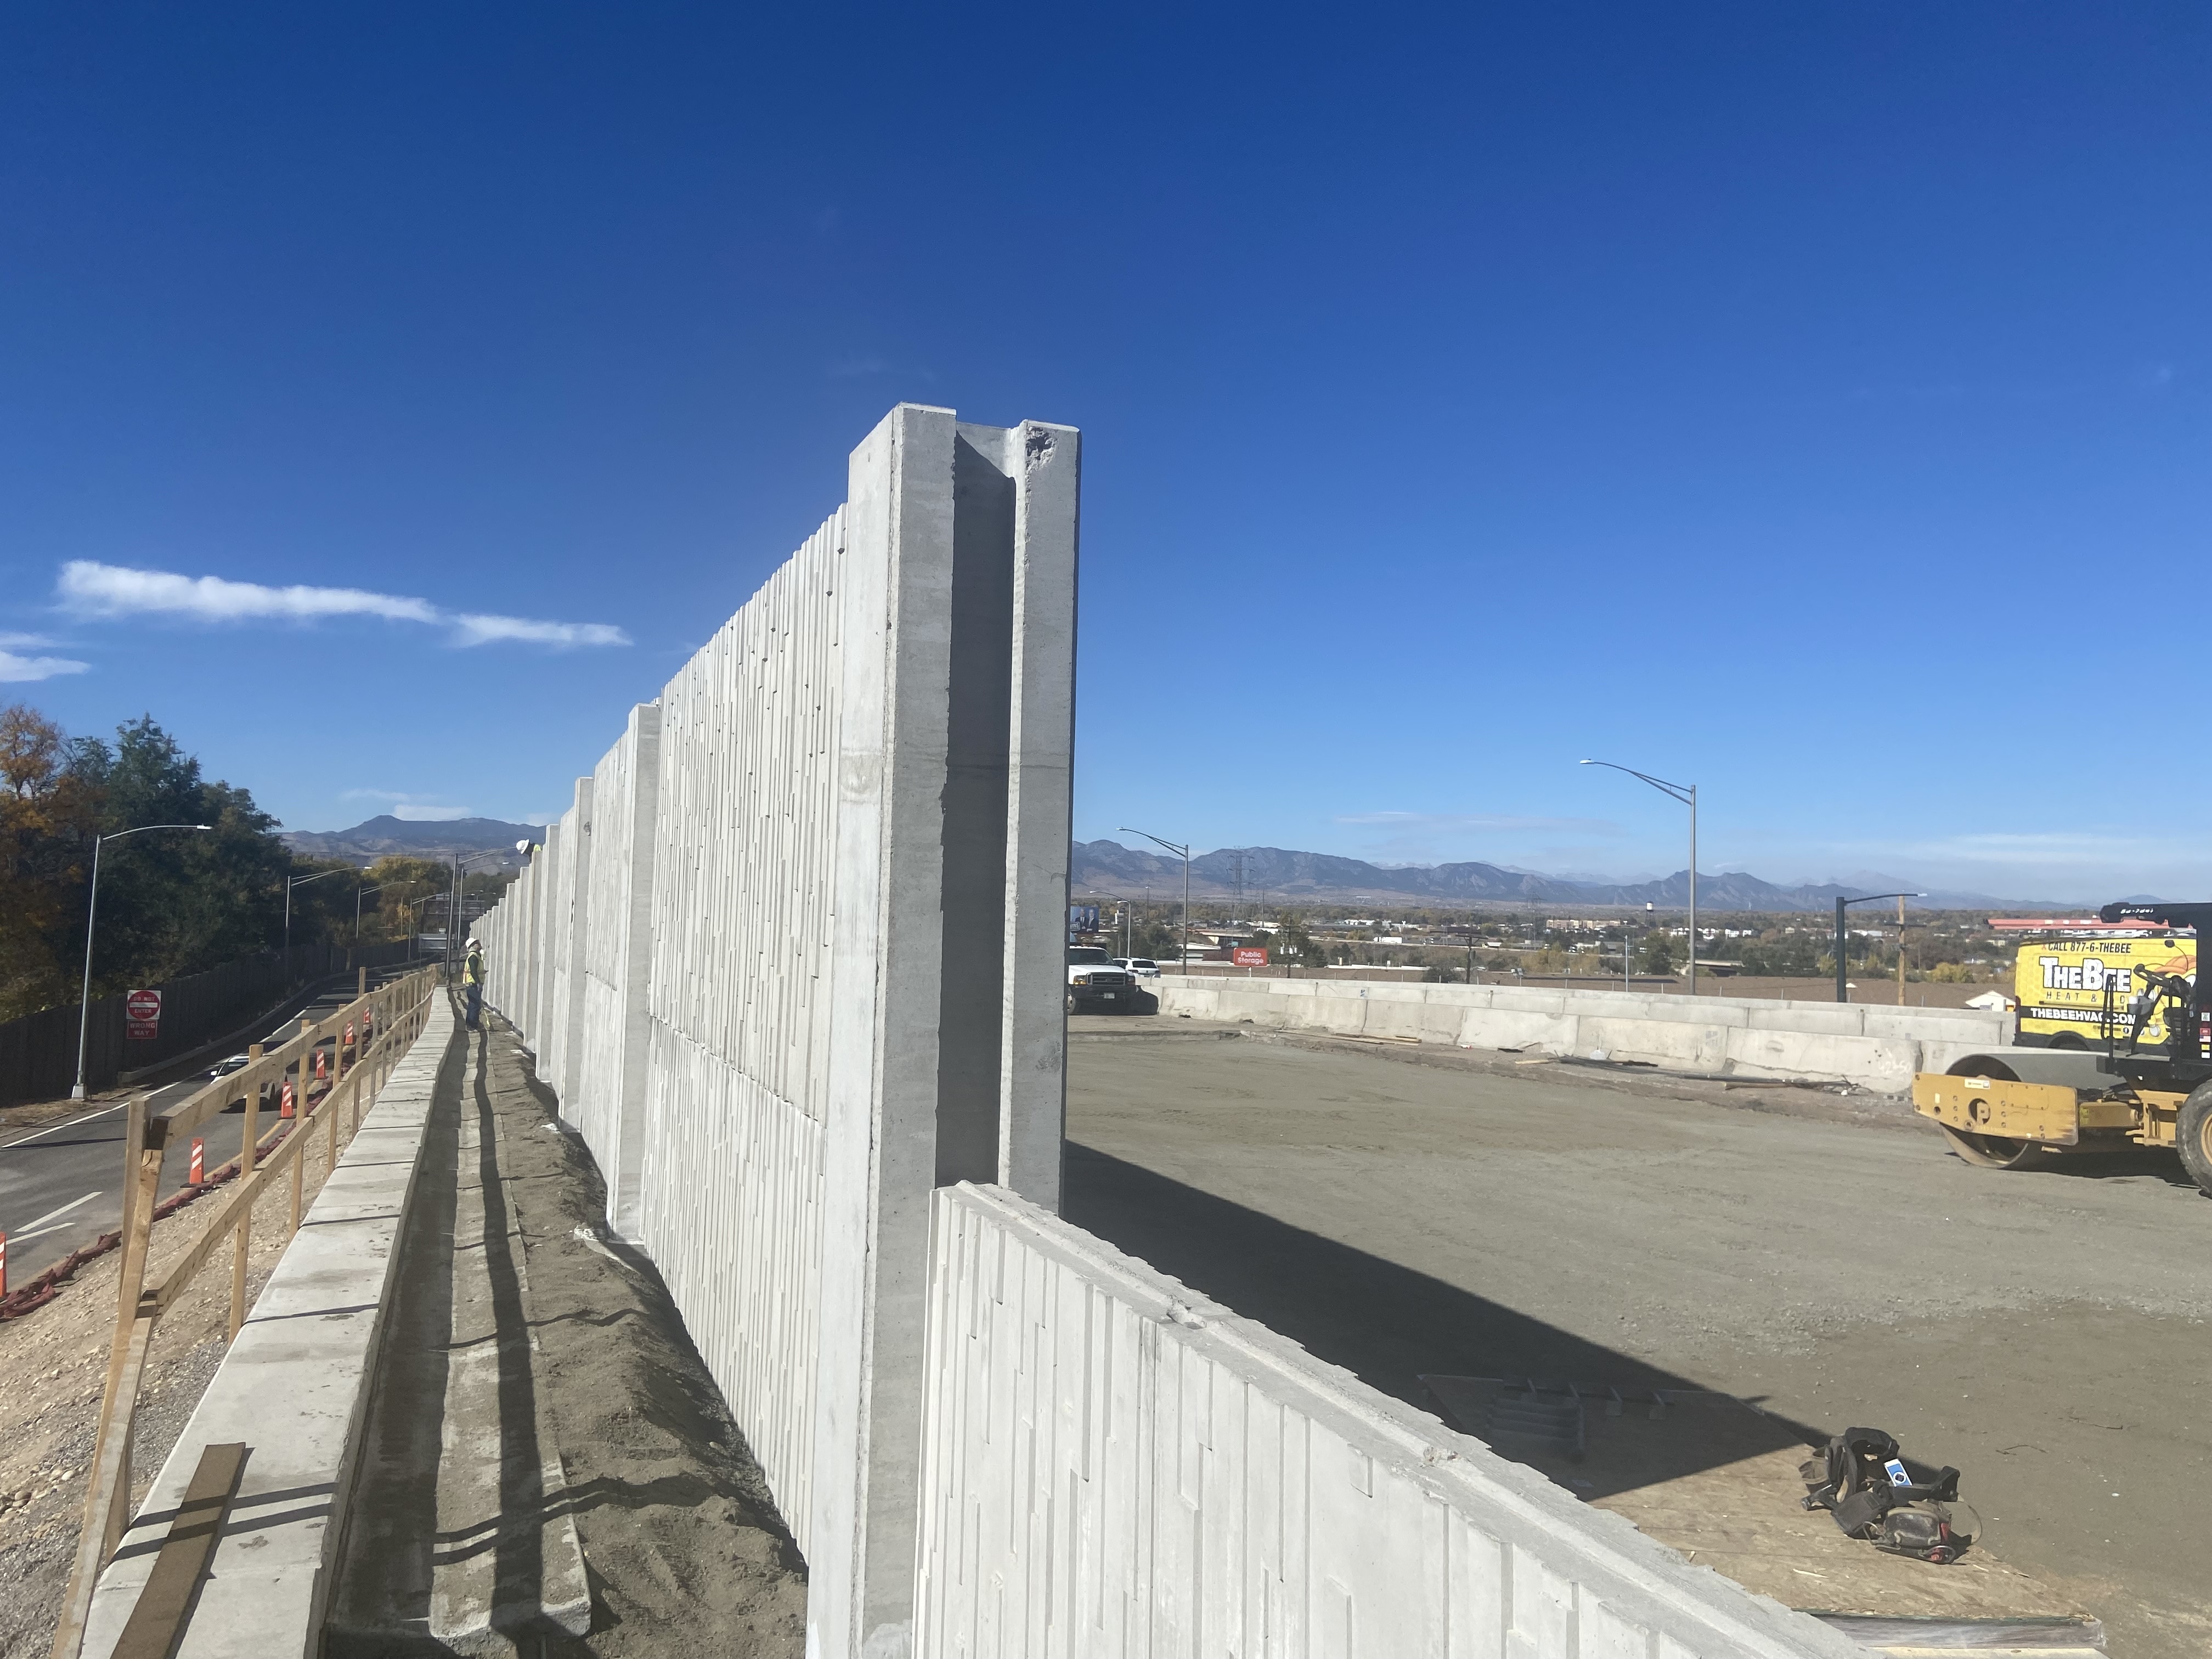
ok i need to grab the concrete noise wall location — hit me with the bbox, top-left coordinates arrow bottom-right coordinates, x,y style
1149,975 -> 2010,1092
917,1183 -> 1862,1659
472,404 -> 1081,1659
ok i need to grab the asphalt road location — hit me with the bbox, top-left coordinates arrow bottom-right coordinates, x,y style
0,975 -> 408,1284
1063,1019 -> 2212,1659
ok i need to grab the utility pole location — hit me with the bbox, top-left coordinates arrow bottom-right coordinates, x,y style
1835,891 -> 1924,1002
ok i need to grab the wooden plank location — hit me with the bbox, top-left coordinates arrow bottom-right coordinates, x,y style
109,1442 -> 248,1659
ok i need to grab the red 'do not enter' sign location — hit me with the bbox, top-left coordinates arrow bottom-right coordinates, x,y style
125,989 -> 161,1041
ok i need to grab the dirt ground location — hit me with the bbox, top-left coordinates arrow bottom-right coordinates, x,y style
1063,1017 -> 2211,1659
0,1108 -> 348,1659
493,1028 -> 808,1656
329,1013 -> 808,1657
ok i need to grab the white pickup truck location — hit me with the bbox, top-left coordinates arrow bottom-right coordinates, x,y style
1066,946 -> 1139,1013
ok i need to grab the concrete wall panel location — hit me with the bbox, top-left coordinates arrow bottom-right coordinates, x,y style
915,1183 -> 1862,1659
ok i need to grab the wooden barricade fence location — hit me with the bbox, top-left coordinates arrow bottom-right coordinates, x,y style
48,965 -> 443,1659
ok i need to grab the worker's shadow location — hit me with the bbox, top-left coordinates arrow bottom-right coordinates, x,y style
1063,1142 -> 1829,1501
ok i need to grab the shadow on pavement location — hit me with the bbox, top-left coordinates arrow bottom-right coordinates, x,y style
1063,1139 -> 1826,1501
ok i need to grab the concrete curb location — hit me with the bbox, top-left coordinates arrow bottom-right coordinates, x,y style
79,993 -> 456,1659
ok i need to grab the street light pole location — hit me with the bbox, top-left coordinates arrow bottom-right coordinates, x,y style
72,822 -> 213,1101
284,866 -> 349,958
1834,891 -> 1925,1003
355,879 -> 397,943
1582,761 -> 1699,996
1120,828 -> 1192,977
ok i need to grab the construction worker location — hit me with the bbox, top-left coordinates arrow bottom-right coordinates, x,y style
463,936 -> 485,1029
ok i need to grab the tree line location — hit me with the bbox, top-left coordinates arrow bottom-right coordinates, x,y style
0,702 -> 489,1024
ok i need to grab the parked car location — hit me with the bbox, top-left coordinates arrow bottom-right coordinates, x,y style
1111,957 -> 1161,978
207,1053 -> 250,1079
1067,945 -> 1138,1013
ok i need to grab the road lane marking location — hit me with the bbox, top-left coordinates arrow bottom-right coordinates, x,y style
17,1190 -> 103,1232
6,1220 -> 90,1244
1,1103 -> 127,1149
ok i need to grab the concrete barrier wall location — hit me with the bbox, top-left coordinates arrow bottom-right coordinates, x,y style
1148,975 -> 2011,1091
916,1183 -> 1859,1659
472,404 -> 1082,1658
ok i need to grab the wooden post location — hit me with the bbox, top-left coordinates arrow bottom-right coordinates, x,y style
288,1018 -> 311,1236
230,1044 -> 261,1341
1897,894 -> 1908,1006
52,1098 -> 166,1658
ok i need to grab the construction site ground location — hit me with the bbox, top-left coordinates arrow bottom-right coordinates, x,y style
1063,1015 -> 2212,1659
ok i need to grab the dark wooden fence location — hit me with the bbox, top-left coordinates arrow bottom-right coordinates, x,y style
0,939 -> 420,1106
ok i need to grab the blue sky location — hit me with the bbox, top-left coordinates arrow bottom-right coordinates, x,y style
2,3 -> 2204,901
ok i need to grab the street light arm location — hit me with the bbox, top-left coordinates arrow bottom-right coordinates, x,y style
1116,826 -> 1190,859
1579,759 -> 1693,807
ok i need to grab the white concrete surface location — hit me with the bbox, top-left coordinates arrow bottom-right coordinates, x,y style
471,404 -> 1082,1659
915,1181 -> 1863,1659
575,702 -> 660,1239
80,992 -> 452,1659
1147,976 -> 2010,1091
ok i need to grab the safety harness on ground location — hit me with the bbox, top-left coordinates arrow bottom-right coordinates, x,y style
1799,1427 -> 1965,1563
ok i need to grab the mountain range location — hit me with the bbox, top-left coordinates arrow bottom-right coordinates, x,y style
286,819 -> 2106,912
1069,840 -> 2090,914
281,815 -> 543,868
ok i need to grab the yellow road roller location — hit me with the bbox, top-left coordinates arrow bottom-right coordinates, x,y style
1913,900 -> 2212,1197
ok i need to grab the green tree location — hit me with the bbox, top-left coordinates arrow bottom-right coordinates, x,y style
1637,932 -> 1680,974
1,705 -> 105,1020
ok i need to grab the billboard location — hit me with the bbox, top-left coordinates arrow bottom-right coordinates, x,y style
1231,947 -> 1269,967
1069,904 -> 1100,935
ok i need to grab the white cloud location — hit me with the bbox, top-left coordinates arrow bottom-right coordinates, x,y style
340,788 -> 475,821
0,645 -> 90,682
55,561 -> 628,650
451,613 -> 629,648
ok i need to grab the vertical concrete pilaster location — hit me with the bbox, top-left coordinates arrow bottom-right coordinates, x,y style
462,403 -> 1082,1659
585,702 -> 661,1239
998,421 -> 1079,1207
558,776 -> 593,1100
812,404 -> 960,1659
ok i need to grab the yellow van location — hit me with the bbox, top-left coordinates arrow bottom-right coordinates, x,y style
2014,935 -> 2197,1048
